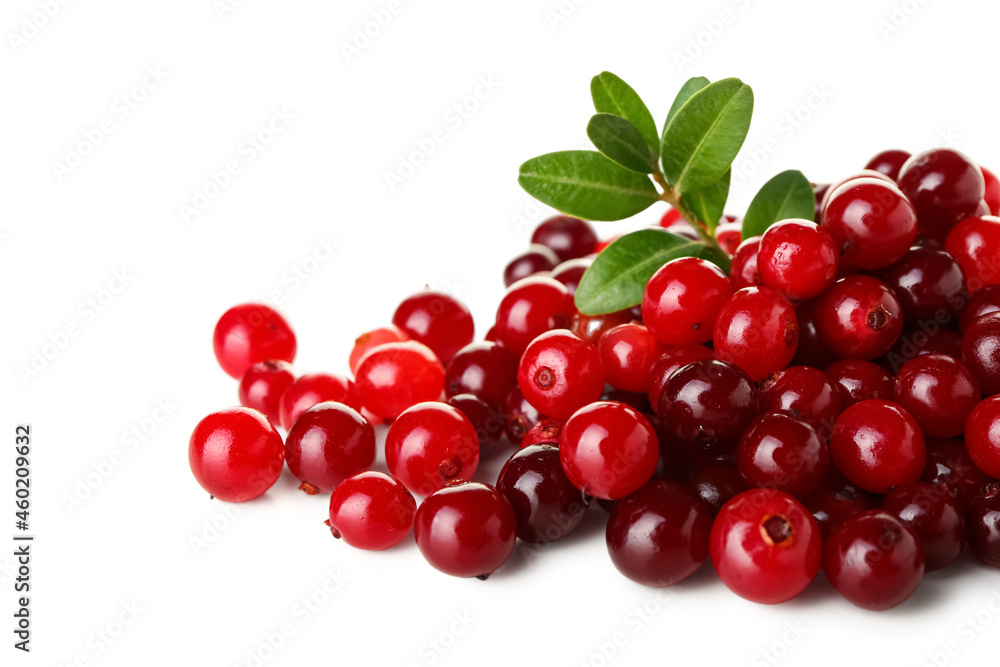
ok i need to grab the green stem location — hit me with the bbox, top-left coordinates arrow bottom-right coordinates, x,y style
652,172 -> 730,271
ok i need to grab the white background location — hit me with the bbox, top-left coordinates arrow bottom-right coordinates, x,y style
3,0 -> 1000,665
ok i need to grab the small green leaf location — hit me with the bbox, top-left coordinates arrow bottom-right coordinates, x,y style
586,114 -> 655,174
741,169 -> 816,239
574,229 -> 724,315
660,78 -> 754,193
664,76 -> 710,129
681,168 -> 730,233
518,151 -> 659,221
591,72 -> 659,155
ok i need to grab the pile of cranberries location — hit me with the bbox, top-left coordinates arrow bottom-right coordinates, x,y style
190,147 -> 1000,610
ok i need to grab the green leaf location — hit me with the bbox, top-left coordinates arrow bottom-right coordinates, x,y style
518,151 -> 659,221
660,78 -> 754,193
574,229 -> 725,315
586,114 -> 655,174
664,76 -> 710,129
741,169 -> 816,239
681,168 -> 730,233
590,72 -> 659,155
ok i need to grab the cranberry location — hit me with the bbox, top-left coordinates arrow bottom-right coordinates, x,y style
392,290 -> 474,366
385,401 -> 480,496
571,308 -> 634,344
759,365 -> 843,440
348,325 -> 407,375
829,399 -> 926,493
898,147 -> 985,242
959,284 -> 1000,332
213,303 -> 296,378
710,489 -> 822,604
493,276 -> 575,355
816,276 -> 903,360
284,402 -> 375,494
530,215 -> 598,261
444,341 -> 518,408
503,244 -> 561,287
642,257 -> 733,346
882,481 -> 965,571
803,471 -> 869,539
965,395 -> 1000,478
791,299 -> 839,369
962,311 -> 1000,395
519,418 -> 563,449
757,219 -> 839,301
689,457 -> 747,515
327,471 -> 416,550
715,220 -> 742,256
238,360 -> 295,425
606,480 -> 712,587
518,330 -> 605,418
982,166 -> 1000,216
865,149 -> 911,181
713,286 -> 798,381
597,323 -> 666,393
729,236 -> 762,290
736,412 -> 829,498
920,438 -> 992,509
823,511 -> 925,610
279,372 -> 362,431
559,401 -> 659,500
965,482 -> 1000,568
496,444 -> 588,543
827,359 -> 894,407
550,258 -> 591,295
502,385 -> 547,443
447,393 -> 505,447
876,247 -> 967,323
945,215 -> 1000,293
892,354 -> 980,438
819,170 -> 897,213
881,325 -> 963,373
414,482 -> 516,579
813,183 -> 830,221
355,341 -> 445,420
188,407 -> 284,502
822,178 -> 918,270
646,344 -> 714,412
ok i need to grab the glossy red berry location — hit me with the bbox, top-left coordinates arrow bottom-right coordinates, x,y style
327,471 -> 416,550
876,247 -> 967,323
710,488 -> 822,604
966,482 -> 1000,568
944,215 -> 1000,293
689,458 -> 747,515
501,385 -> 546,443
921,437 -> 993,508
757,219 -> 839,301
213,303 -> 297,379
444,341 -> 518,408
446,393 -> 504,447
493,276 -> 575,355
496,444 -> 588,543
559,401 -> 659,500
829,399 -> 926,493
519,418 -> 563,449
279,372 -> 362,431
571,308 -> 633,345
898,147 -> 985,242
549,258 -> 591,295
348,326 -> 408,375
646,344 -> 715,412
815,276 -> 903,360
736,413 -> 830,499
713,286 -> 798,381
642,257 -> 732,346
959,284 -> 1000,332
759,365 -> 843,440
715,220 -> 742,256
826,359 -> 894,407
982,166 -> 1000,216
791,299 -> 839,369
238,360 -> 295,425
892,354 -> 980,438
503,244 -> 561,287
392,290 -> 474,366
882,481 -> 965,571
803,472 -> 869,539
823,511 -> 925,610
819,170 -> 897,213
531,215 -> 598,261
962,312 -> 1000,395
729,236 -> 762,290
385,401 -> 480,496
882,325 -> 963,373
414,482 -> 516,579
285,402 -> 375,494
822,178 -> 918,269
518,330 -> 605,419
597,323 -> 666,393
606,480 -> 712,587
865,149 -> 911,181
355,341 -> 445,420
188,407 -> 284,502
964,396 -> 1000,478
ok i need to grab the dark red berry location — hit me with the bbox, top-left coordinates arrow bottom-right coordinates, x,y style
791,299 -> 839,369
729,235 -> 762,290
876,247 -> 967,323
982,166 -> 1000,216
881,325 -> 963,374
549,258 -> 591,295
757,219 -> 839,301
447,393 -> 505,447
827,359 -> 894,407
944,215 -> 1000,293
285,402 -> 375,494
493,276 -> 575,355
646,344 -> 714,412
279,372 -> 362,431
444,341 -> 518,408
959,284 -> 1000,332
759,365 -> 843,440
713,286 -> 798,381
503,244 -> 561,287
571,308 -> 634,344
961,311 -> 1000,395
238,360 -> 295,425
736,412 -> 830,498
642,257 -> 732,346
898,147 -> 985,243
355,341 -> 445,420
803,471 -> 869,539
531,215 -> 598,261
822,178 -> 918,270
213,303 -> 296,379
964,396 -> 1000,478
502,385 -> 546,443
829,399 -> 926,493
496,444 -> 588,543
892,354 -> 980,438
966,482 -> 1000,568
865,149 -> 911,181
392,290 -> 474,366
882,481 -> 965,571
689,457 -> 747,515
385,401 -> 480,496
518,330 -> 605,418
920,437 -> 994,510
816,276 -> 903,360
327,471 -> 416,550
188,407 -> 284,502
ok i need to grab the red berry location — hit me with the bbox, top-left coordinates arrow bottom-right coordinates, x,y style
646,344 -> 715,412
238,360 -> 295,425
815,276 -> 903,360
822,178 -> 918,269
444,341 -> 518,408
966,482 -> 1000,568
385,401 -> 480,496
920,437 -> 994,511
892,354 -> 980,438
829,399 -> 926,493
348,326 -> 407,375
327,471 -> 416,550
757,219 -> 839,301
518,418 -> 563,449
959,284 -> 1000,332
503,244 -> 561,287
355,341 -> 445,420
571,308 -> 634,344
689,457 -> 748,515
759,365 -> 843,440
962,311 -> 1000,396
865,149 -> 911,181
737,412 -> 830,498
715,221 -> 742,256
982,166 -> 1000,216
826,359 -> 894,407
517,330 -> 605,419
284,402 -> 375,494
493,276 -> 575,355
188,407 -> 284,502
446,393 -> 504,447
496,444 -> 588,543
803,471 -> 870,539
279,372 -> 362,431
642,257 -> 733,346
944,215 -> 1000,293
710,488 -> 822,604
713,286 -> 798,380
549,258 -> 591,295
501,385 -> 547,443
791,299 -> 839,369
392,290 -> 474,366
876,247 -> 967,323
597,323 -> 666,393
898,147 -> 985,242
531,215 -> 598,261
729,235 -> 762,290
964,395 -> 1000,478
882,481 -> 965,571
213,303 -> 296,379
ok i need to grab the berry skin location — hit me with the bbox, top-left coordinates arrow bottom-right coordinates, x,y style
447,393 -> 504,447
349,326 -> 407,375
496,444 -> 588,543
736,413 -> 830,499
959,284 -> 1000,332
518,418 -> 563,449
829,400 -> 926,493
327,471 -> 416,550
531,215 -> 598,261
646,344 -> 715,412
822,511 -> 925,611
920,438 -> 994,511
503,244 -> 561,287
815,276 -> 903,360
881,481 -> 965,571
606,480 -> 712,587
642,257 -> 733,346
571,308 -> 633,344
962,312 -> 1000,395
892,354 -> 980,438
502,385 -> 547,443
518,330 -> 605,419
821,178 -> 918,270
791,299 -> 839,369
355,341 -> 445,420
715,220 -> 743,256
709,489 -> 822,605
965,482 -> 1000,568
444,341 -> 518,408
690,458 -> 748,515
285,402 -> 376,494
964,396 -> 1000,478
549,258 -> 591,296
898,147 -> 986,242
385,402 -> 480,496
982,166 -> 1000,216
944,215 -> 1000,293
757,219 -> 839,301
713,286 -> 799,381
876,247 -> 967,323
803,472 -> 870,539
392,290 -> 474,366
759,365 -> 843,441
865,149 -> 911,181
597,323 -> 666,394
279,372 -> 363,431
238,360 -> 295,425
493,276 -> 575,355
188,407 -> 284,503
559,401 -> 659,500
826,359 -> 894,407
729,236 -> 762,290
213,303 -> 297,379
414,482 -> 517,579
